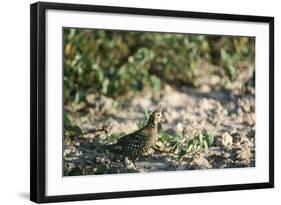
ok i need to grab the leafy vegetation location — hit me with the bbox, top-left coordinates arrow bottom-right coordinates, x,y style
64,28 -> 255,103
158,126 -> 215,159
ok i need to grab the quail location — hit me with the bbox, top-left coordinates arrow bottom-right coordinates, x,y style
106,105 -> 164,166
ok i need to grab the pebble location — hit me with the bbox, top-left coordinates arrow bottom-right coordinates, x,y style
221,132 -> 233,147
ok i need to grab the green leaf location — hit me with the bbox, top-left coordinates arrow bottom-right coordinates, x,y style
136,121 -> 146,129
199,133 -> 203,144
136,109 -> 152,129
186,143 -> 194,153
203,139 -> 209,151
159,133 -> 171,144
106,132 -> 124,143
64,125 -> 83,137
64,112 -> 71,127
145,110 -> 152,120
95,164 -> 108,175
66,167 -> 84,176
205,131 -> 214,146
101,78 -> 109,94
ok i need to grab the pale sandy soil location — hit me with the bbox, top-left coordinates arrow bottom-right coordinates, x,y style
64,75 -> 255,175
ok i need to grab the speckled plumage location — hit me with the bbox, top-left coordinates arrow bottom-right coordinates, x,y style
106,107 -> 163,161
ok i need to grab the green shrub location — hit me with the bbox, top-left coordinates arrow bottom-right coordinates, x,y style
64,28 -> 255,103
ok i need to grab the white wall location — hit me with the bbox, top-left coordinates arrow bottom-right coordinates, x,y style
0,0 -> 279,204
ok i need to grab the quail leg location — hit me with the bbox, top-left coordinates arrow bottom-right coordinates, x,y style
124,157 -> 137,169
132,158 -> 138,169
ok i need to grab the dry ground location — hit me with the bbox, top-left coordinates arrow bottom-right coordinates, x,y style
64,69 -> 255,175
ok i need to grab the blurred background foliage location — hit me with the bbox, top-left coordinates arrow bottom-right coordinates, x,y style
64,28 -> 255,103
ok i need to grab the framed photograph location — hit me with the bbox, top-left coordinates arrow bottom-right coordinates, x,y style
30,1 -> 274,203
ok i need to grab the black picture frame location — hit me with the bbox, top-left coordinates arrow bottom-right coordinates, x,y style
30,1 -> 274,203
